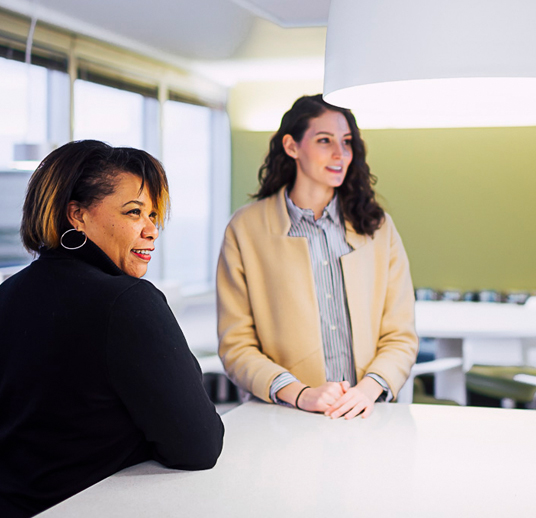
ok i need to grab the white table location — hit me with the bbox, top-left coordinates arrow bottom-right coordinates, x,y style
415,300 -> 536,404
38,401 -> 536,518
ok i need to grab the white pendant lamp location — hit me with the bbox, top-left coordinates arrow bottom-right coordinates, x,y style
323,0 -> 536,128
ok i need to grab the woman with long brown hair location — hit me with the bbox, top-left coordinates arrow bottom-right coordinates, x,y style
217,94 -> 417,419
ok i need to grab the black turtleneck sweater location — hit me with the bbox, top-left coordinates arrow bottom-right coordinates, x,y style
0,241 -> 224,517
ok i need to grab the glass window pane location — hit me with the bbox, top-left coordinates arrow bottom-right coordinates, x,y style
0,171 -> 33,267
0,57 -> 47,169
162,101 -> 212,292
73,80 -> 144,148
0,56 -> 66,268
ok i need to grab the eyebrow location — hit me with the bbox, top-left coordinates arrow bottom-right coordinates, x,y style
121,200 -> 144,208
315,131 -> 352,137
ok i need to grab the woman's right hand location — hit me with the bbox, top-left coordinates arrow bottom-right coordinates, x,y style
275,381 -> 348,413
297,382 -> 350,412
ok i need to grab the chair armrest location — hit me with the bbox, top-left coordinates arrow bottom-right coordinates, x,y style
196,354 -> 225,374
397,358 -> 463,404
411,358 -> 463,376
524,296 -> 536,310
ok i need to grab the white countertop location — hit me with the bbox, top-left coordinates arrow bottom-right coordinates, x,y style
38,401 -> 536,518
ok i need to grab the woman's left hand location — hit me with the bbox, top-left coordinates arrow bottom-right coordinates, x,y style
324,377 -> 384,420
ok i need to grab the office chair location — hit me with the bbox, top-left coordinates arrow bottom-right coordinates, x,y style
465,297 -> 536,408
397,357 -> 462,405
466,365 -> 536,408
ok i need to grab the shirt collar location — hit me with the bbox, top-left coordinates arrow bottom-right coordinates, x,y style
284,189 -> 343,227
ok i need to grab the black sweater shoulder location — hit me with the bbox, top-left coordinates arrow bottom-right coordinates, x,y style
0,243 -> 223,517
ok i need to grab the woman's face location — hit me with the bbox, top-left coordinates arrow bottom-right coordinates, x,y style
285,110 -> 353,193
69,172 -> 158,278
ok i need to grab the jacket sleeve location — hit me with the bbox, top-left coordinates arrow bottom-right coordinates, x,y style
364,216 -> 418,399
106,281 -> 224,470
216,222 -> 289,402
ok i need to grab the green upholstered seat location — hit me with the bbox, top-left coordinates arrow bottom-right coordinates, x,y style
412,377 -> 459,406
466,365 -> 536,403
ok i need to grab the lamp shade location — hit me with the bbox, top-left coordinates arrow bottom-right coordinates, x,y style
323,0 -> 536,128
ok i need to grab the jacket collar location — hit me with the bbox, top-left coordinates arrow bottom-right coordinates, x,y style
269,186 -> 368,250
269,186 -> 293,236
38,238 -> 126,277
344,220 -> 369,251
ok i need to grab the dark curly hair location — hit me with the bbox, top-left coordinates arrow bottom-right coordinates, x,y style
254,94 -> 384,236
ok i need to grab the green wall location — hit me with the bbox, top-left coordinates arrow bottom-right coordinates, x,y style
231,126 -> 536,292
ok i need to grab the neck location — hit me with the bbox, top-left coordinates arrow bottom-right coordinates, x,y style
289,182 -> 335,220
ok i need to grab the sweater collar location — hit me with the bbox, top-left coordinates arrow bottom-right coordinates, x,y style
38,238 -> 126,277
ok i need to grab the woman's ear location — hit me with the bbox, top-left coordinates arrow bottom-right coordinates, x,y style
66,201 -> 86,230
282,134 -> 298,159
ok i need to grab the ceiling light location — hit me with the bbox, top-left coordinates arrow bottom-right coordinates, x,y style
323,0 -> 536,129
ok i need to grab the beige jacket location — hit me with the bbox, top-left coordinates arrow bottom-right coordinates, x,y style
217,187 -> 418,402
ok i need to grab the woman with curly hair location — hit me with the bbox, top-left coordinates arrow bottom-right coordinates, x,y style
217,94 -> 417,419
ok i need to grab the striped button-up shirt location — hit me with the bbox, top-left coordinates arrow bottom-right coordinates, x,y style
270,192 -> 389,402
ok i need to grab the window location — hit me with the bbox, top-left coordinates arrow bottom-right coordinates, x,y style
160,100 -> 231,294
162,100 -> 213,293
0,25 -> 231,294
73,80 -> 145,148
0,54 -> 69,170
0,57 -> 47,169
73,68 -> 159,153
0,49 -> 69,267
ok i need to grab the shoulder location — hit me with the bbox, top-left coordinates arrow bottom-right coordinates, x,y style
110,278 -> 168,314
373,212 -> 398,239
344,212 -> 402,252
373,212 -> 408,257
228,195 -> 276,226
345,211 -> 396,238
47,253 -> 168,313
106,280 -> 185,359
224,193 -> 281,239
379,212 -> 396,233
106,279 -> 180,351
75,262 -> 149,306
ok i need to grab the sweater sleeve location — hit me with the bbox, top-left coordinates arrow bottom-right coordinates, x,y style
106,280 -> 224,470
216,222 -> 290,402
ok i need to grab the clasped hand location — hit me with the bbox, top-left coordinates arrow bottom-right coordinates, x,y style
298,377 -> 384,420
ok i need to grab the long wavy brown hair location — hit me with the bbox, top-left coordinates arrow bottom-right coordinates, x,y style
254,94 -> 384,236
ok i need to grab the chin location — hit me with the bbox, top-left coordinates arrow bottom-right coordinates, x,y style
125,267 -> 147,278
329,180 -> 345,188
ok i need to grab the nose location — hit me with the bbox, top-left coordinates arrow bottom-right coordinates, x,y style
332,140 -> 349,158
141,217 -> 159,241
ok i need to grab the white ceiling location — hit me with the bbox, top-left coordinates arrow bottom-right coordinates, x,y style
231,0 -> 330,27
0,0 -> 330,60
